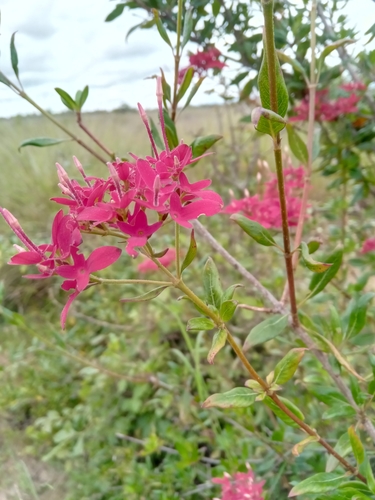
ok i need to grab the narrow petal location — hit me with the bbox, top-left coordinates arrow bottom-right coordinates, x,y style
56,265 -> 79,280
87,246 -> 122,273
9,251 -> 43,265
60,290 -> 80,329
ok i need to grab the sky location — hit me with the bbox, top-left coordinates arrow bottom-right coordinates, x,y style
0,0 -> 374,118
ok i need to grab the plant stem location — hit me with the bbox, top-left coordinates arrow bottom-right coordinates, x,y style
171,278 -> 366,481
175,222 -> 181,278
274,143 -> 299,326
77,112 -> 116,160
262,0 -> 278,113
171,0 -> 183,121
287,0 -> 317,281
262,0 -> 299,326
90,275 -> 172,286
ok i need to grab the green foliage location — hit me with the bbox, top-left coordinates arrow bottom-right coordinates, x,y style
231,214 -> 277,247
245,314 -> 289,348
202,388 -> 257,408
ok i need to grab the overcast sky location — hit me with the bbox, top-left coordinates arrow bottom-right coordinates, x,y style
0,0 -> 374,118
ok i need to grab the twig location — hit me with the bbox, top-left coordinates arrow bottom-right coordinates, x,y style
237,304 -> 276,313
317,3 -> 375,113
115,433 -> 220,465
77,112 -> 115,160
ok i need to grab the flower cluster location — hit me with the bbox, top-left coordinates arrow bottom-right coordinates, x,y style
290,82 -> 367,122
179,47 -> 226,82
1,78 -> 222,328
212,467 -> 264,500
224,167 -> 305,229
361,238 -> 375,254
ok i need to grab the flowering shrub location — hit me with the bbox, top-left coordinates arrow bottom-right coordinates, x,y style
224,167 -> 305,229
0,78 -> 223,328
212,467 -> 265,500
290,83 -> 367,122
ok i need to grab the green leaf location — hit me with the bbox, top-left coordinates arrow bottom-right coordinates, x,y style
190,134 -> 222,158
153,10 -> 172,48
257,42 -> 288,137
181,229 -> 197,273
308,248 -> 343,298
160,68 -> 171,104
55,87 -> 77,111
149,117 -> 164,151
318,39 -> 354,71
162,109 -> 179,149
231,214 -> 277,247
203,257 -> 223,309
301,242 -> 332,273
105,3 -> 126,22
221,284 -> 243,302
177,66 -> 194,102
186,317 -> 215,332
245,314 -> 289,348
273,348 -> 306,385
326,432 -> 351,473
264,396 -> 304,427
363,458 -> 375,494
120,286 -> 169,303
202,387 -> 257,409
307,240 -> 321,254
276,50 -> 307,80
18,137 -> 71,151
286,124 -> 308,165
181,8 -> 193,49
219,300 -> 237,322
183,76 -> 205,110
322,404 -> 356,420
77,85 -> 89,109
289,473 -> 348,497
0,71 -> 12,87
348,426 -> 365,465
207,328 -> 227,364
10,32 -> 20,81
343,293 -> 375,340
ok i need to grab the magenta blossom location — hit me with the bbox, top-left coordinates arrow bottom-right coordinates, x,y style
290,83 -> 367,122
212,467 -> 264,500
56,246 -> 121,328
137,248 -> 176,273
224,167 -> 305,229
361,238 -> 375,254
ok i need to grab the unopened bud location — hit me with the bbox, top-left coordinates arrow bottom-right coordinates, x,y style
0,207 -> 21,230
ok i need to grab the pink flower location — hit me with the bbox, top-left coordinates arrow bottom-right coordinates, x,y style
189,47 -> 226,74
137,248 -> 176,273
361,238 -> 375,254
290,83 -> 367,122
212,467 -> 265,500
117,209 -> 163,257
224,167 -> 305,229
169,192 -> 223,228
56,246 -> 122,328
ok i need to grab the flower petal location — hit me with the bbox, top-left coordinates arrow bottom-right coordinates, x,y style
87,246 -> 122,273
